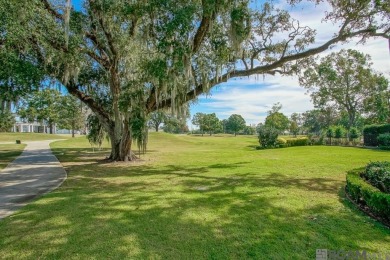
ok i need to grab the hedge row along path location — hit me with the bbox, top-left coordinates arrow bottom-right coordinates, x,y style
0,140 -> 66,219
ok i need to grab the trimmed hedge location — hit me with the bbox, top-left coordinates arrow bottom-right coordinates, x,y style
378,133 -> 390,150
363,124 -> 390,146
346,169 -> 390,221
363,161 -> 390,193
286,137 -> 309,147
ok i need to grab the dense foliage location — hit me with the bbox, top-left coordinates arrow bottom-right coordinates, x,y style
86,114 -> 105,150
57,95 -> 86,137
1,0 -> 389,160
192,113 -> 221,136
148,111 -> 166,132
377,134 -> 390,150
0,110 -> 15,132
362,161 -> 390,193
300,49 -> 389,129
226,114 -> 246,136
264,103 -> 289,133
363,124 -> 390,146
346,169 -> 390,221
285,138 -> 309,147
258,126 -> 278,148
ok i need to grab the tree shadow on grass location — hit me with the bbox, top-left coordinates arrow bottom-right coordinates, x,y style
2,148 -> 388,258
1,176 -> 389,259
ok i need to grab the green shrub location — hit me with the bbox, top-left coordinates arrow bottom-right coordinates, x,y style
326,127 -> 334,145
349,127 -> 360,140
276,137 -> 287,148
286,137 -> 309,147
362,161 -> 390,193
363,124 -> 390,146
0,111 -> 15,132
334,126 -> 346,139
377,134 -> 390,150
346,169 -> 390,220
258,126 -> 278,148
307,133 -> 323,145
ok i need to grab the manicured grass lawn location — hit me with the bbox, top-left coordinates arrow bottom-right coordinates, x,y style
0,133 -> 73,142
0,144 -> 26,170
0,133 -> 389,259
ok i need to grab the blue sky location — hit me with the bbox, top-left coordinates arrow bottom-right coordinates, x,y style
70,0 -> 390,128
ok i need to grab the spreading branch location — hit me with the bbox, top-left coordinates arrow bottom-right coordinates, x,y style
65,81 -> 112,127
147,27 -> 385,112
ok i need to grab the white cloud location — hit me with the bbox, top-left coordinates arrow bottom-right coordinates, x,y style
193,74 -> 313,125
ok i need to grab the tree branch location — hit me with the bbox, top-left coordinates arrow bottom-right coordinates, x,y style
65,81 -> 112,127
192,3 -> 216,54
83,49 -> 110,69
147,27 -> 384,112
40,0 -> 63,20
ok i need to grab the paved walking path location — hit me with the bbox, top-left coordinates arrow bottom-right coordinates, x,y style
0,140 -> 66,219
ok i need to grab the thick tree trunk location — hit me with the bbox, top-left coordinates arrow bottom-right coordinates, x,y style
155,125 -> 159,132
107,119 -> 138,162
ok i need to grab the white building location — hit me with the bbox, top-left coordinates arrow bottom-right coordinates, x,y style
11,115 -> 55,133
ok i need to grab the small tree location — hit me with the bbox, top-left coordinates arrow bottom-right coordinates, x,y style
226,114 -> 246,136
0,110 -> 15,132
349,127 -> 361,145
192,113 -> 206,136
203,113 -> 221,136
58,95 -> 86,137
258,126 -> 279,149
163,115 -> 189,134
326,127 -> 334,145
289,113 -> 302,137
148,111 -> 166,132
18,89 -> 62,134
243,125 -> 256,135
265,103 -> 289,134
334,126 -> 346,145
289,121 -> 299,137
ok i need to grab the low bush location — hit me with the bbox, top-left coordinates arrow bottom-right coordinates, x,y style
377,134 -> 390,150
346,169 -> 390,221
276,137 -> 287,148
349,127 -> 361,140
362,161 -> 390,193
307,134 -> 324,145
286,137 -> 309,147
258,126 -> 278,148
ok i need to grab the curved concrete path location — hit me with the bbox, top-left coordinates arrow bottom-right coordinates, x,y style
0,140 -> 66,219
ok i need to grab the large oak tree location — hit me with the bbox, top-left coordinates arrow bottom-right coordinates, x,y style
1,0 -> 389,160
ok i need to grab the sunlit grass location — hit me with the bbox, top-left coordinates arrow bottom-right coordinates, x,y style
0,133 -> 389,259
0,133 -> 74,142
